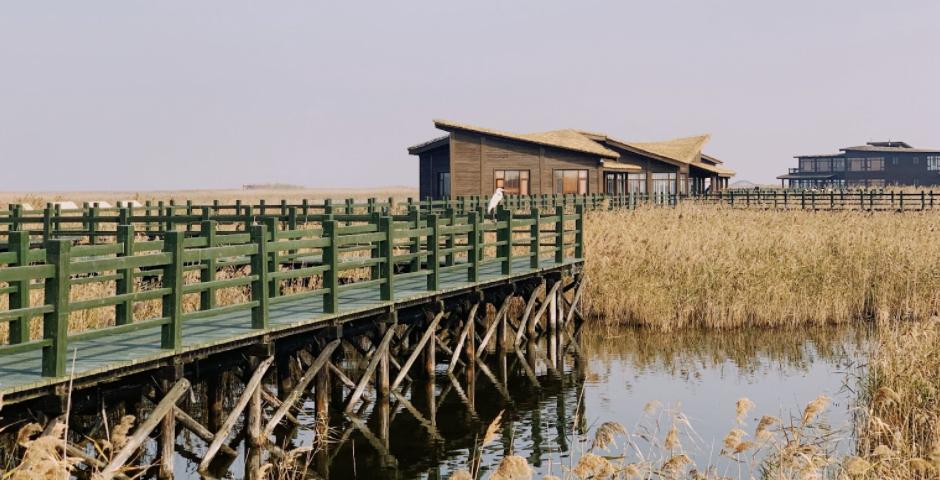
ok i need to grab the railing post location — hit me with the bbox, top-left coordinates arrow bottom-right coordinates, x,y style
445,209 -> 456,267
379,216 -> 394,301
468,211 -> 480,283
42,239 -> 71,377
497,207 -> 513,275
161,231 -> 184,350
8,231 -> 31,344
89,204 -> 99,245
186,200 -> 194,232
555,206 -> 565,264
530,208 -> 541,269
250,224 -> 270,329
43,204 -> 53,241
427,213 -> 440,290
116,224 -> 136,325
200,220 -> 218,311
323,220 -> 339,314
408,208 -> 420,272
10,204 -> 22,232
264,217 -> 280,298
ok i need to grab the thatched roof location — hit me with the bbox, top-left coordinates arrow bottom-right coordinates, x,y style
600,160 -> 642,172
690,161 -> 735,177
432,119 -> 619,159
619,135 -> 711,165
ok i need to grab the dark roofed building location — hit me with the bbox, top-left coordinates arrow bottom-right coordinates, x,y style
408,119 -> 734,200
777,141 -> 940,189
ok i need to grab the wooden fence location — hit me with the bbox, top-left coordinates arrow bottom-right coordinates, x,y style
0,205 -> 585,377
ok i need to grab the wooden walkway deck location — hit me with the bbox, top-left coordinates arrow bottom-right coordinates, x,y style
0,256 -> 579,401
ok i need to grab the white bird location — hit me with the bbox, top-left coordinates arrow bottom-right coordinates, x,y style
487,187 -> 504,220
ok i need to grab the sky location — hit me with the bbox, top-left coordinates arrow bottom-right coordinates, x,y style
1,1 -> 938,191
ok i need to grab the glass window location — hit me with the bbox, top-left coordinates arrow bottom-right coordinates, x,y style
627,173 -> 646,194
437,172 -> 450,198
848,158 -> 865,171
928,156 -> 940,171
832,158 -> 845,171
679,174 -> 688,195
604,172 -> 626,195
554,170 -> 588,194
494,170 -> 529,195
868,157 -> 884,171
816,159 -> 831,172
800,158 -> 815,172
651,173 -> 677,195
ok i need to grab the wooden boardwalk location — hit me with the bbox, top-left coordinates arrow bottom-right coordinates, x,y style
0,255 -> 579,401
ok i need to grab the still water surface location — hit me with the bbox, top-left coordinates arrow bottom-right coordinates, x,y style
201,325 -> 870,479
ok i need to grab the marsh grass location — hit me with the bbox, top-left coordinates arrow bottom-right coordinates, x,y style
583,205 -> 940,330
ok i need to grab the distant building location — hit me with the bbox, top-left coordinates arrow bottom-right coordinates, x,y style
777,141 -> 940,189
407,119 -> 734,200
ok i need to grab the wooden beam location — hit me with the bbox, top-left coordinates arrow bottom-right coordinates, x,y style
447,302 -> 479,374
564,275 -> 586,327
264,339 -> 340,438
476,296 -> 512,358
198,357 -> 273,473
516,282 -> 545,344
519,281 -> 561,345
100,378 -> 190,480
391,311 -> 444,391
173,406 -> 238,458
344,327 -> 397,412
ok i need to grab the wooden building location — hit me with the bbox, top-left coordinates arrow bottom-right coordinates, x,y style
408,119 -> 734,199
777,141 -> 940,189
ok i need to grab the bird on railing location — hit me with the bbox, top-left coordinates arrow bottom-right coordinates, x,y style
487,187 -> 504,221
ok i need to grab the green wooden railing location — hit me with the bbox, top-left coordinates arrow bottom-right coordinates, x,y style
0,205 -> 586,378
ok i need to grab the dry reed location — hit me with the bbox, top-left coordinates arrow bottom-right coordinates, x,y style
583,205 -> 940,330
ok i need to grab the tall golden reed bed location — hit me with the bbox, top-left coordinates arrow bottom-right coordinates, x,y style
583,205 -> 940,330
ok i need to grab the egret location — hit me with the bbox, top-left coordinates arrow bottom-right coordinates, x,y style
487,187 -> 504,221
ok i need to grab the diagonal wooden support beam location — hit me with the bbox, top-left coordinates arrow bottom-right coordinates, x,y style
101,378 -> 191,480
447,302 -> 480,374
198,357 -> 273,473
475,357 -> 512,403
446,371 -> 478,420
345,327 -> 397,412
517,281 -> 561,346
564,275 -> 586,327
477,296 -> 512,359
260,386 -> 300,425
391,311 -> 444,391
264,339 -> 340,438
347,412 -> 399,467
173,406 -> 239,458
515,282 -> 545,345
514,347 -> 540,387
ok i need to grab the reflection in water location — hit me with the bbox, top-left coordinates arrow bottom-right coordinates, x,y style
255,324 -> 869,479
0,324 -> 870,479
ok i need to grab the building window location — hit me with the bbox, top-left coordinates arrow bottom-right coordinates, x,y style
679,174 -> 688,195
868,157 -> 885,171
437,172 -> 450,198
651,173 -> 677,195
848,158 -> 865,171
628,173 -> 647,194
927,156 -> 940,171
816,158 -> 831,172
604,173 -> 626,195
494,170 -> 529,195
832,158 -> 845,171
554,169 -> 588,194
800,158 -> 815,172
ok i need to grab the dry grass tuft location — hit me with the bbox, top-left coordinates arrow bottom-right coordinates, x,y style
590,421 -> 626,451
490,454 -> 532,480
735,397 -> 755,425
802,395 -> 831,426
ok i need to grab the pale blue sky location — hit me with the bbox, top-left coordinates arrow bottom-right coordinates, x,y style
1,1 -> 937,191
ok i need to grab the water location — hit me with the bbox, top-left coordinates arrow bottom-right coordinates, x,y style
256,325 -> 870,479
0,324 -> 870,479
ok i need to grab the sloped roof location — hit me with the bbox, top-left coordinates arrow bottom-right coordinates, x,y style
841,145 -> 940,154
432,119 -> 619,159
619,135 -> 711,165
690,161 -> 735,177
407,134 -> 449,154
600,160 -> 643,172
